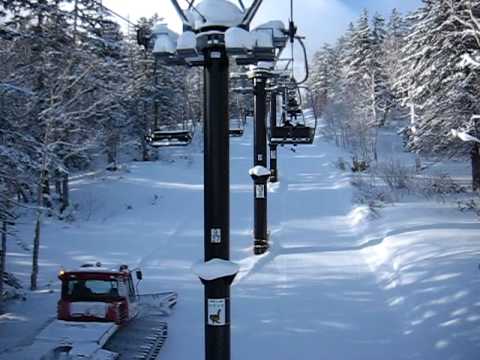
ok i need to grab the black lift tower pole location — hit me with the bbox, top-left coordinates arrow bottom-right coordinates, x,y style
202,42 -> 234,360
269,90 -> 279,183
250,69 -> 270,255
164,2 -> 267,359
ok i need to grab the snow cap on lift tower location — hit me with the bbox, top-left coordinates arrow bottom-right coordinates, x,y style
192,258 -> 240,281
249,165 -> 271,179
187,0 -> 245,31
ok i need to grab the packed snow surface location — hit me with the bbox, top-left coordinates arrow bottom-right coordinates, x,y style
1,118 -> 480,360
192,259 -> 240,281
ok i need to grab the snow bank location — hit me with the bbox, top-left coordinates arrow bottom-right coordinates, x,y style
192,259 -> 239,281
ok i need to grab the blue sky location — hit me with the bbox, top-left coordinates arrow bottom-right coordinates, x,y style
104,0 -> 422,51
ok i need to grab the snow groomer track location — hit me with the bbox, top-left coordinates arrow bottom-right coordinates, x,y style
104,314 -> 168,360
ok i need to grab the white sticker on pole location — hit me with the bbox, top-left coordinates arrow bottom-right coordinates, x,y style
208,299 -> 226,326
256,184 -> 265,199
211,228 -> 222,244
257,154 -> 263,162
270,149 -> 277,159
211,51 -> 221,59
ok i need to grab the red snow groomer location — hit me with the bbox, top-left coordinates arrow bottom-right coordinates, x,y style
26,263 -> 177,359
57,263 -> 177,325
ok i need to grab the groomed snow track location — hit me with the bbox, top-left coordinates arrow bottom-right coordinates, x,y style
104,315 -> 168,359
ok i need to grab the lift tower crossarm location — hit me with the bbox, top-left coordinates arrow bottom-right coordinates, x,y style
170,0 -> 191,27
241,0 -> 264,28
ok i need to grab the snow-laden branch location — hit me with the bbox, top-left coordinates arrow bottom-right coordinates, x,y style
451,129 -> 480,143
458,53 -> 480,69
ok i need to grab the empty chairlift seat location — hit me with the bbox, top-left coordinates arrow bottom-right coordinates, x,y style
269,123 -> 315,145
229,118 -> 245,137
146,129 -> 193,147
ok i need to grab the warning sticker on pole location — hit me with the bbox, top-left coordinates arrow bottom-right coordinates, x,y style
208,299 -> 226,326
256,184 -> 265,199
211,228 -> 222,244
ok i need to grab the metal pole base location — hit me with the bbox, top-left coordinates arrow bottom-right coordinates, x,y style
254,239 -> 269,255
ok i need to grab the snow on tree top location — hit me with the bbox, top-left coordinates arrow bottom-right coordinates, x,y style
188,0 -> 244,31
192,259 -> 239,281
459,53 -> 480,69
249,166 -> 271,177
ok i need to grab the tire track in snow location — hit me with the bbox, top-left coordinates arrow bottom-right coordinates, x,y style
137,215 -> 192,268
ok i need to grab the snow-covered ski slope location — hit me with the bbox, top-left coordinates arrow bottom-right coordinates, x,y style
1,119 -> 480,359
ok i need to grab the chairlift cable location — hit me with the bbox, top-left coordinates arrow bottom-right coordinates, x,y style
290,0 -> 294,24
91,0 -> 138,28
290,0 -> 295,79
170,0 -> 191,24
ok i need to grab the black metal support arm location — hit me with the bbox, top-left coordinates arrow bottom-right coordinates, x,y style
170,0 -> 191,26
241,0 -> 264,28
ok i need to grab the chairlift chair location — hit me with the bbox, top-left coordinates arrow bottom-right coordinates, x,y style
146,115 -> 194,148
269,85 -> 317,146
269,113 -> 315,145
146,128 -> 193,148
229,118 -> 245,137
